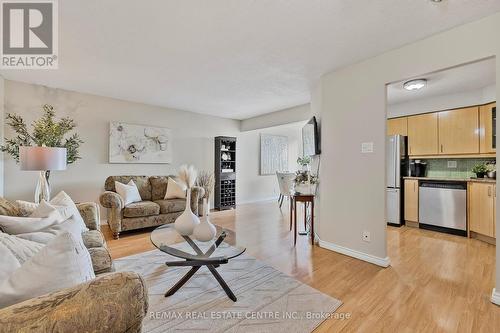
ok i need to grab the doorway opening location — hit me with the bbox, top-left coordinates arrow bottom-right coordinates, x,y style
384,57 -> 496,297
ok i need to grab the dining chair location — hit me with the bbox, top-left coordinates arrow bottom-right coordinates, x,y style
276,172 -> 295,208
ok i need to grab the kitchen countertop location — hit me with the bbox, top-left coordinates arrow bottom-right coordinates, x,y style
403,176 -> 496,184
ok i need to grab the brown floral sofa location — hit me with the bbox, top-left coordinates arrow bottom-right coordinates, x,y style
0,198 -> 148,332
100,175 -> 204,239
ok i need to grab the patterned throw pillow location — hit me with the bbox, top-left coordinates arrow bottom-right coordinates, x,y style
0,198 -> 21,217
15,200 -> 38,217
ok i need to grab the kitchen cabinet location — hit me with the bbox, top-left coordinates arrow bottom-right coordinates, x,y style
438,107 -> 479,155
469,182 -> 495,238
494,185 -> 497,238
479,102 -> 496,154
404,179 -> 419,223
407,113 -> 438,156
387,117 -> 408,136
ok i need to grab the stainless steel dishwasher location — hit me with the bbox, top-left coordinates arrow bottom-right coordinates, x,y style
418,181 -> 467,236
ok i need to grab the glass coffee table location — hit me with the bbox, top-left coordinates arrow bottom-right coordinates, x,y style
150,224 -> 246,301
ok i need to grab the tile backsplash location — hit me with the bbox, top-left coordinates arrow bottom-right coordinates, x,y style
417,158 -> 495,179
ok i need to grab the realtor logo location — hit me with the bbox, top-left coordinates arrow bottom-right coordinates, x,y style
1,0 -> 58,69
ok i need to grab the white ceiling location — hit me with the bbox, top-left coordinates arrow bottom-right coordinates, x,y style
2,1 -> 500,120
387,58 -> 496,105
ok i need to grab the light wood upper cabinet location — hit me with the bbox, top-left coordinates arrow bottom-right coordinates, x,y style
494,185 -> 497,238
438,107 -> 479,155
479,102 -> 496,154
407,113 -> 438,156
469,182 -> 495,238
404,179 -> 418,223
387,117 -> 408,136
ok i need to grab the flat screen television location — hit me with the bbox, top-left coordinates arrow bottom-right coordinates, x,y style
302,116 -> 320,156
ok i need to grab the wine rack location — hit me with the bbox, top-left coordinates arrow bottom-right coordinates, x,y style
215,136 -> 236,210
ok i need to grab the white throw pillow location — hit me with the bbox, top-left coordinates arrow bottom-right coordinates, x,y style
115,180 -> 142,206
0,232 -> 95,309
0,242 -> 20,282
29,200 -> 65,222
0,212 -> 60,235
50,191 -> 88,233
15,217 -> 84,244
0,233 -> 43,265
165,177 -> 187,199
15,192 -> 88,233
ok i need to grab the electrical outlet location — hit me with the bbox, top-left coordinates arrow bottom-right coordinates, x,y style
362,231 -> 371,242
361,142 -> 374,153
447,161 -> 457,168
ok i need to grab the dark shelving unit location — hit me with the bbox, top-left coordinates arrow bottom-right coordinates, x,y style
215,136 -> 236,210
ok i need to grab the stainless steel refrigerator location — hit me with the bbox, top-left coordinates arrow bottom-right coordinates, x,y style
386,135 -> 408,226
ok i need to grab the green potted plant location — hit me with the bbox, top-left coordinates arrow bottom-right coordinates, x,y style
294,170 -> 319,195
0,104 -> 83,203
486,163 -> 496,179
472,163 -> 488,178
1,104 -> 83,166
297,156 -> 311,171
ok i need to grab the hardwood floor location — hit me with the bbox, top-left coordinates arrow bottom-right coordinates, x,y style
103,201 -> 500,332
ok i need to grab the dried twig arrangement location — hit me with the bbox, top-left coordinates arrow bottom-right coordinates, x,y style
196,171 -> 214,199
178,165 -> 198,189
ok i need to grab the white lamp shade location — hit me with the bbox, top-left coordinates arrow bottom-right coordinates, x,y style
19,146 -> 67,171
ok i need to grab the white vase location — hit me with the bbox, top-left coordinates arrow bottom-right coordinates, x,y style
174,189 -> 200,236
193,199 -> 217,242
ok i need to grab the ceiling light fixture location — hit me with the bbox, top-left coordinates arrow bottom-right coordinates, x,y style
430,0 -> 443,2
403,79 -> 427,91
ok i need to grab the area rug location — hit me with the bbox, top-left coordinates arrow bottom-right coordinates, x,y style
115,247 -> 342,333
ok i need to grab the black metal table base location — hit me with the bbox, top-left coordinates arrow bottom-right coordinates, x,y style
163,232 -> 238,302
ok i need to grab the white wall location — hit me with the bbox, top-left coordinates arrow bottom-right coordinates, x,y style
387,84 -> 496,118
3,81 -> 242,206
3,80 -> 304,215
237,121 -> 304,203
241,104 -> 311,131
315,12 -> 500,298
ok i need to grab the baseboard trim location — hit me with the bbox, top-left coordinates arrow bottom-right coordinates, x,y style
318,239 -> 391,268
492,288 -> 500,306
237,197 -> 277,205
470,231 -> 496,245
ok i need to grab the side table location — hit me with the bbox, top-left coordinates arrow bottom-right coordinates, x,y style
289,193 -> 315,246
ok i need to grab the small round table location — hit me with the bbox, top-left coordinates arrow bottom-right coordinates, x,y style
150,224 -> 246,301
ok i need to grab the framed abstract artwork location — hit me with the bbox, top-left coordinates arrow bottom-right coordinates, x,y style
260,134 -> 288,175
109,122 -> 172,163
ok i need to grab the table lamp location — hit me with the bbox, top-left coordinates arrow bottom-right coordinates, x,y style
19,146 -> 67,203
